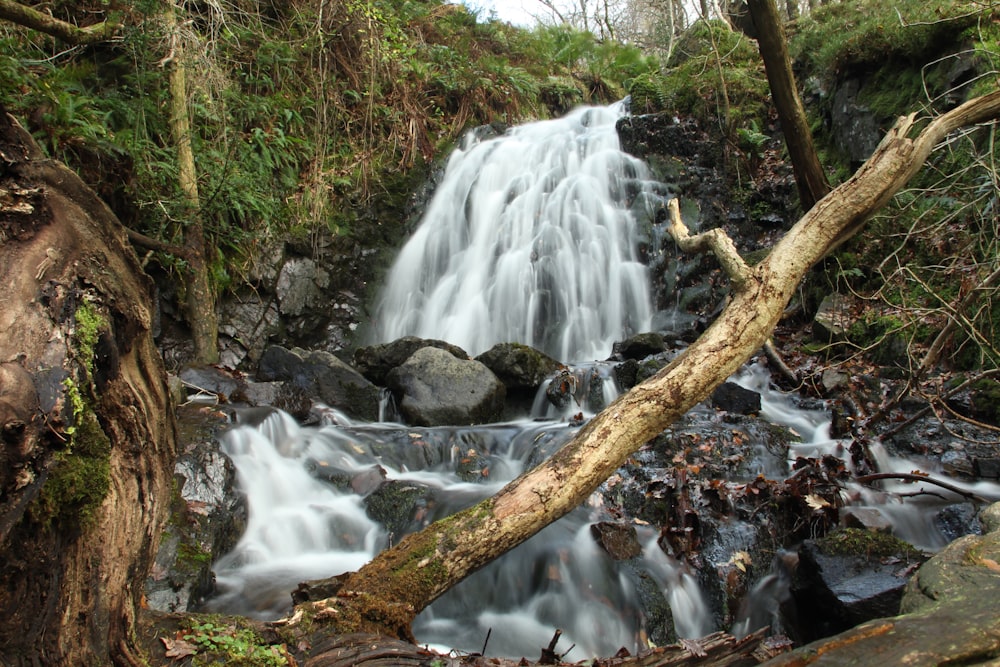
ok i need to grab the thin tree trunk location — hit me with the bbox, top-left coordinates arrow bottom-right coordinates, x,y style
281,91 -> 1000,645
747,0 -> 830,211
162,5 -> 220,365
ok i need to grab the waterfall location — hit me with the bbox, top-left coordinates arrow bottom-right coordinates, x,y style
372,102 -> 655,362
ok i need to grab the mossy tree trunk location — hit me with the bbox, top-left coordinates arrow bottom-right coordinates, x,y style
161,3 -> 220,365
282,91 -> 1000,657
0,110 -> 177,665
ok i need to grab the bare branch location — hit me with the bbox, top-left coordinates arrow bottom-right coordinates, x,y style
665,197 -> 754,289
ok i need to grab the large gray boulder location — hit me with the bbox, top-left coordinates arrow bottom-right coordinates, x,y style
354,336 -> 469,386
386,347 -> 505,426
257,345 -> 380,420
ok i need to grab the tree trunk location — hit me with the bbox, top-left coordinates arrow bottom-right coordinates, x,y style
163,5 -> 220,365
278,91 -> 1000,648
747,0 -> 829,211
0,110 -> 177,665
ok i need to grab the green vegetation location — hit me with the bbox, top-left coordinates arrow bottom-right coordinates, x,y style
787,0 -> 1000,375
791,0 -> 982,78
182,619 -> 291,667
32,406 -> 112,530
630,20 -> 769,134
30,299 -> 115,530
0,0 -> 652,306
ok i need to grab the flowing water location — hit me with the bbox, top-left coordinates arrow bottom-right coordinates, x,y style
207,103 -> 1000,659
371,102 -> 655,362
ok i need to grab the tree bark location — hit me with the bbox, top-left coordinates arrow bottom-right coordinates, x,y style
0,110 -> 177,666
747,0 -> 830,211
279,90 -> 1000,646
162,5 -> 220,365
0,0 -> 117,44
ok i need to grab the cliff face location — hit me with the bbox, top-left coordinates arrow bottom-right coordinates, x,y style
0,109 -> 177,666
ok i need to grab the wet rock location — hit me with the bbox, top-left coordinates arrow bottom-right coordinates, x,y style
614,332 -> 667,360
840,507 -> 893,533
934,502 -> 982,542
812,293 -> 855,343
474,342 -> 561,390
789,529 -> 926,643
613,358 -> 640,391
257,345 -> 380,421
476,342 -> 561,416
767,502 -> 1000,666
178,365 -> 245,403
354,336 -> 469,386
386,347 -> 505,426
711,382 -> 761,415
591,521 -> 642,560
145,405 -> 247,613
364,480 -> 436,537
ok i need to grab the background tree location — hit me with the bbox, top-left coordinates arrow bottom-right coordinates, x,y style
747,0 -> 830,209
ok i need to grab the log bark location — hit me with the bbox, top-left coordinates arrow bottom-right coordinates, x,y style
0,110 -> 177,665
279,92 -> 1000,644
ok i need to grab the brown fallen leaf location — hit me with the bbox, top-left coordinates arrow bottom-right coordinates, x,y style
161,636 -> 198,659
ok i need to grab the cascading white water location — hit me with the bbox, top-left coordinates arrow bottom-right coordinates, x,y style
372,103 -> 654,362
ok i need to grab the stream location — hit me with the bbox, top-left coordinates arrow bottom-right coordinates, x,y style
205,102 -> 1000,660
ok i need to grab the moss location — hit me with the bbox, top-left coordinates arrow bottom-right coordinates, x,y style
971,378 -> 1000,426
817,528 -> 922,560
32,408 -> 112,530
73,301 -> 105,374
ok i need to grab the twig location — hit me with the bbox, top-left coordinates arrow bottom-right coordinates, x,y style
763,338 -> 798,386
480,628 -> 491,657
855,472 -> 988,503
538,629 -> 562,665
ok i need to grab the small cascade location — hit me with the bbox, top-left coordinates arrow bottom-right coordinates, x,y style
372,103 -> 656,362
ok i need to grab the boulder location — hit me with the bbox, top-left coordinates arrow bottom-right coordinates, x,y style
474,342 -> 561,390
788,529 -> 927,643
354,336 -> 469,386
257,345 -> 380,420
386,347 -> 505,426
767,502 -> 1000,666
614,332 -> 667,360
